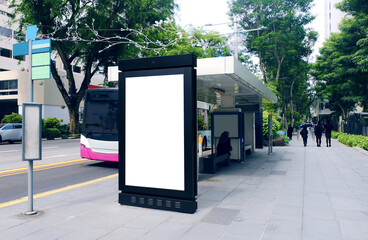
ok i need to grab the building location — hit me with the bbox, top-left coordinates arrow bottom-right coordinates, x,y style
0,1 -> 104,123
324,0 -> 346,39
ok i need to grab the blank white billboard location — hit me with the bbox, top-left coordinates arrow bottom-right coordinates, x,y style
23,104 -> 41,160
125,74 -> 185,191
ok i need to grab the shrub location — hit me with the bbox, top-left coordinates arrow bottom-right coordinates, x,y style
272,137 -> 285,146
44,117 -> 61,129
279,133 -> 290,145
1,112 -> 22,123
44,128 -> 61,139
331,131 -> 340,139
335,131 -> 368,151
59,124 -> 70,135
263,111 -> 281,141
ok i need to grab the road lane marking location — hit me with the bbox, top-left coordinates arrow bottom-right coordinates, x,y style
0,159 -> 92,177
43,153 -> 80,159
0,173 -> 118,209
44,154 -> 69,159
0,150 -> 18,153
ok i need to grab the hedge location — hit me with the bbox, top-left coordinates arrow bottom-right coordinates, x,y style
332,131 -> 368,151
1,113 -> 22,123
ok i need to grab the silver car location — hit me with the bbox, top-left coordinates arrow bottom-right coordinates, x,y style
0,123 -> 22,144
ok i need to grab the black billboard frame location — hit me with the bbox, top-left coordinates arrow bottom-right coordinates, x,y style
118,54 -> 197,214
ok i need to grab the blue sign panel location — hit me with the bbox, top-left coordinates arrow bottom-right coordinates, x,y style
13,42 -> 29,57
26,25 -> 37,40
32,39 -> 51,54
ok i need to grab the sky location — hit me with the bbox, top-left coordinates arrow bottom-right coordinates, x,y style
174,0 -> 325,58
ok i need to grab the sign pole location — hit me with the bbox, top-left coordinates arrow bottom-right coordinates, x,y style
268,114 -> 273,154
28,39 -> 33,102
14,25 -> 45,215
26,30 -> 36,215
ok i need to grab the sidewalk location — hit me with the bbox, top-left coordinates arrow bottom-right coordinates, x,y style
1,137 -> 368,240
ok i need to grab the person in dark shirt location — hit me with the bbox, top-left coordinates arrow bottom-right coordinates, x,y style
217,131 -> 232,156
300,125 -> 308,147
287,125 -> 293,140
314,121 -> 323,147
324,120 -> 333,147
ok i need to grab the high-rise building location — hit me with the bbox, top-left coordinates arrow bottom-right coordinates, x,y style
324,0 -> 346,39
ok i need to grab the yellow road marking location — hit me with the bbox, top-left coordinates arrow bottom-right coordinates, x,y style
0,173 -> 118,209
0,159 -> 92,177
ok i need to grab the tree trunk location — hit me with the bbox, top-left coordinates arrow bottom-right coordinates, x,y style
68,105 -> 80,134
282,98 -> 287,129
258,54 -> 267,83
290,79 -> 296,127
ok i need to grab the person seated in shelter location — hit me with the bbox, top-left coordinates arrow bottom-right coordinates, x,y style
216,131 -> 232,157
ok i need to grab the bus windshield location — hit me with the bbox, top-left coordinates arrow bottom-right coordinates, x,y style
82,89 -> 118,141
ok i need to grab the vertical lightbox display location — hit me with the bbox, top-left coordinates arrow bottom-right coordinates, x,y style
211,112 -> 244,162
22,103 -> 42,161
118,54 -> 197,214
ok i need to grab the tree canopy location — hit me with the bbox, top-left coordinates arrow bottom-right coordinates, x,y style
230,0 -> 316,127
10,0 -> 227,133
312,0 -> 368,117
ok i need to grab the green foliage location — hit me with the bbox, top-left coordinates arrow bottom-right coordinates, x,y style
197,115 -> 206,130
44,128 -> 61,139
1,113 -> 22,123
44,117 -> 61,129
331,131 -> 341,139
262,111 -> 280,140
333,131 -> 368,150
143,24 -> 231,59
42,118 -> 68,138
59,124 -> 70,135
230,0 -> 316,127
278,133 -> 290,146
9,0 -> 176,134
312,0 -> 368,114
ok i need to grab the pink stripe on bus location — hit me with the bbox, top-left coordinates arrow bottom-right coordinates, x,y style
81,147 -> 118,162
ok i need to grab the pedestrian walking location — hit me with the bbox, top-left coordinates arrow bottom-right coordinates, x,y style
287,125 -> 293,140
324,120 -> 333,147
314,121 -> 323,147
300,125 -> 308,147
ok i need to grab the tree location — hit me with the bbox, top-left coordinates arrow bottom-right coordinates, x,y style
312,0 -> 368,116
143,24 -> 231,58
230,0 -> 316,128
10,0 -> 176,134
311,32 -> 360,120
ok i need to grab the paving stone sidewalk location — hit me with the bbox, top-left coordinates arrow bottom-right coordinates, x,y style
1,137 -> 368,240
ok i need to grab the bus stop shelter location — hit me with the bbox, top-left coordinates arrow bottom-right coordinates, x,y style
197,56 -> 277,158
108,55 -> 277,156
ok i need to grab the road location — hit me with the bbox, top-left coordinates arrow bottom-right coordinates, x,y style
0,139 -> 83,170
0,139 -> 118,204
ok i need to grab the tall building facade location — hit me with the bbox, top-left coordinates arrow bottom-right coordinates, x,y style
0,1 -> 103,123
324,0 -> 346,39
